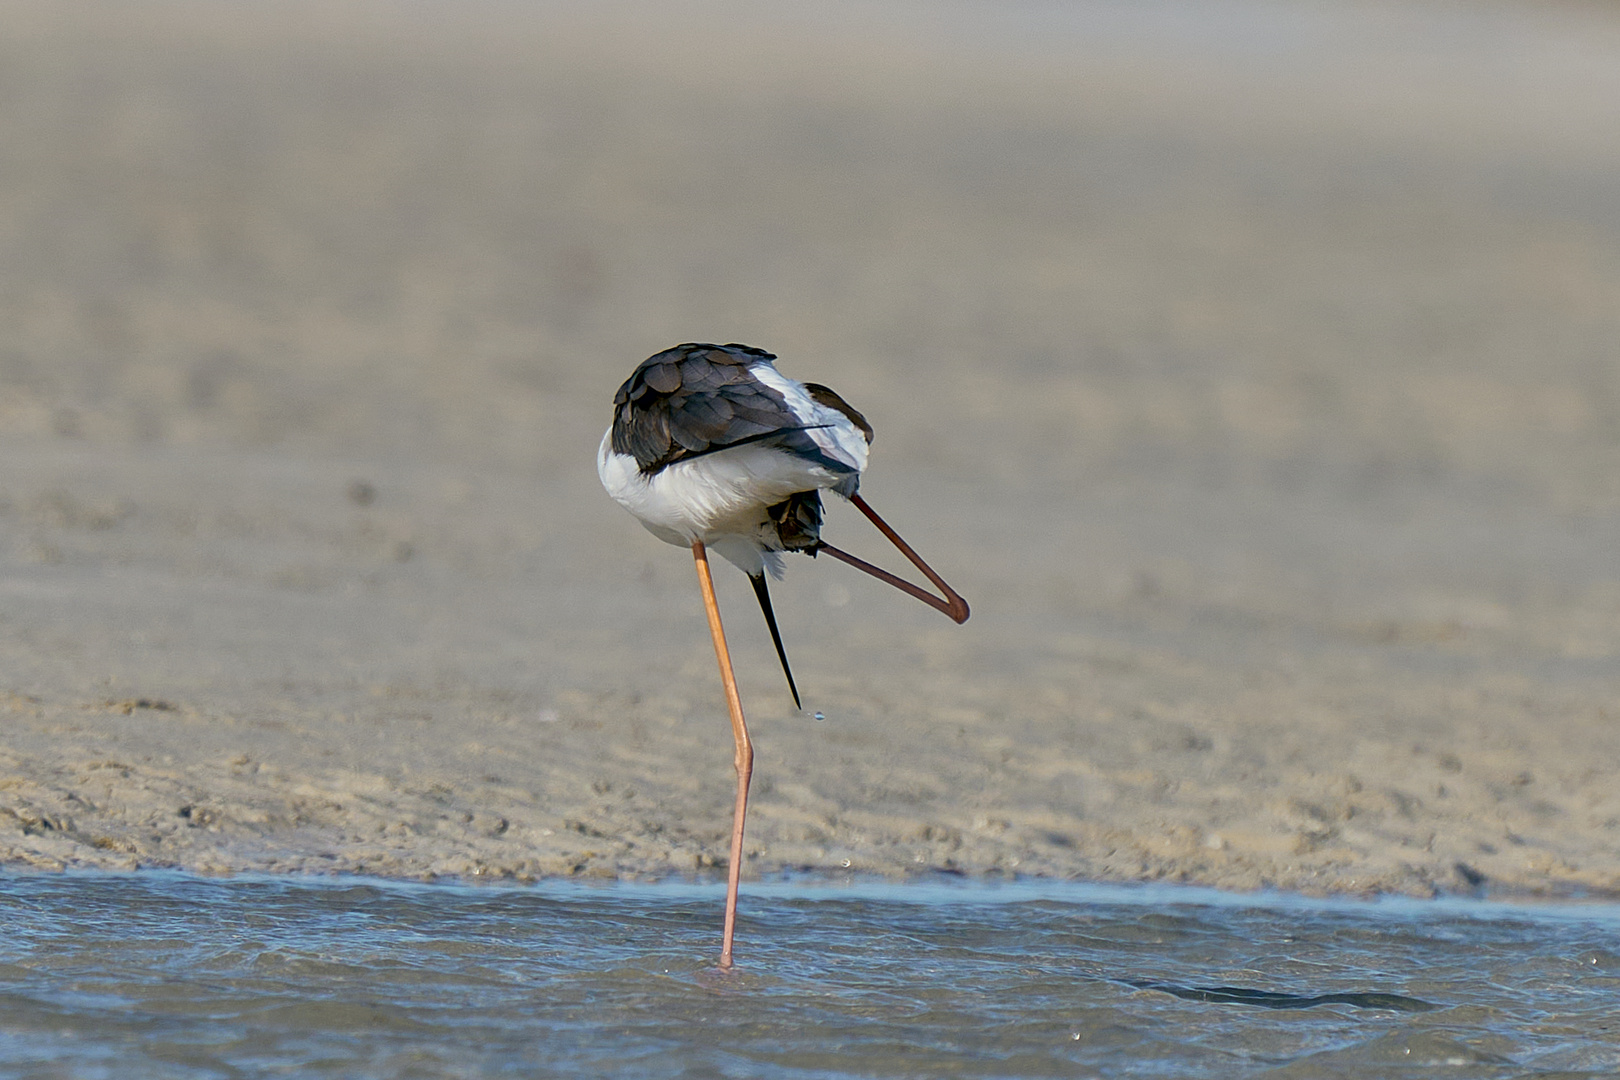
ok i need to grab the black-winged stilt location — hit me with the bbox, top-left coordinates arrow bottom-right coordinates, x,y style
598,342 -> 968,966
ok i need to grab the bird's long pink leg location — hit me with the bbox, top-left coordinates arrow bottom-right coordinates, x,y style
691,540 -> 753,968
817,494 -> 970,624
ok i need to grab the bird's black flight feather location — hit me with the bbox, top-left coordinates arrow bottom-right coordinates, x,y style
610,343 -> 859,478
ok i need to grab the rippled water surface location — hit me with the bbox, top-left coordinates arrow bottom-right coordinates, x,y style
1,873 -> 1617,1078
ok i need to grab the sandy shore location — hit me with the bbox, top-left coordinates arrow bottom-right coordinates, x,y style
3,0 -> 1619,898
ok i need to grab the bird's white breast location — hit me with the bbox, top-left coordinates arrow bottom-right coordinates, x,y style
598,430 -> 856,548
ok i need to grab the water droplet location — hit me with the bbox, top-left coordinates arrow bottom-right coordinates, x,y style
813,711 -> 825,722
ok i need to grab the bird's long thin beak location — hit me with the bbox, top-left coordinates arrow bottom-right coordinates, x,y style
816,493 -> 970,624
749,573 -> 801,709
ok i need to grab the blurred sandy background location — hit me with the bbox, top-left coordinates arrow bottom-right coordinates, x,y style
2,0 -> 1618,898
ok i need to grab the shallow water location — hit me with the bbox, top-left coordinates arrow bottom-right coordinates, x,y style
1,874 -> 1617,1077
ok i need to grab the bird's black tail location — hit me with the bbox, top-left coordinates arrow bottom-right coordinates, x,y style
749,573 -> 801,709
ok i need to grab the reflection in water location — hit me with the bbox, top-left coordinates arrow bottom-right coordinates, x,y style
0,873 -> 1616,1078
1132,981 -> 1438,1012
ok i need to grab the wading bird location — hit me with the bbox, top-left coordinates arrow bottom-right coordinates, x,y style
598,342 -> 969,967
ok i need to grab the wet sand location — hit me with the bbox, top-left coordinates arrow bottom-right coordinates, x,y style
3,0 -> 1619,898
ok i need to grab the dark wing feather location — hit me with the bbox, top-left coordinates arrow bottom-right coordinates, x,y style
642,362 -> 682,394
611,343 -> 851,476
802,383 -> 873,444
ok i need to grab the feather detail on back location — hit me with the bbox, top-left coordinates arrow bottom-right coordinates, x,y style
610,343 -> 859,479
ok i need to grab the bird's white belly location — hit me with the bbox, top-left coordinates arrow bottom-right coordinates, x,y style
598,431 -> 847,548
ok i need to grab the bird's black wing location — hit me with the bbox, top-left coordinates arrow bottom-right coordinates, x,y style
610,343 -> 851,477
